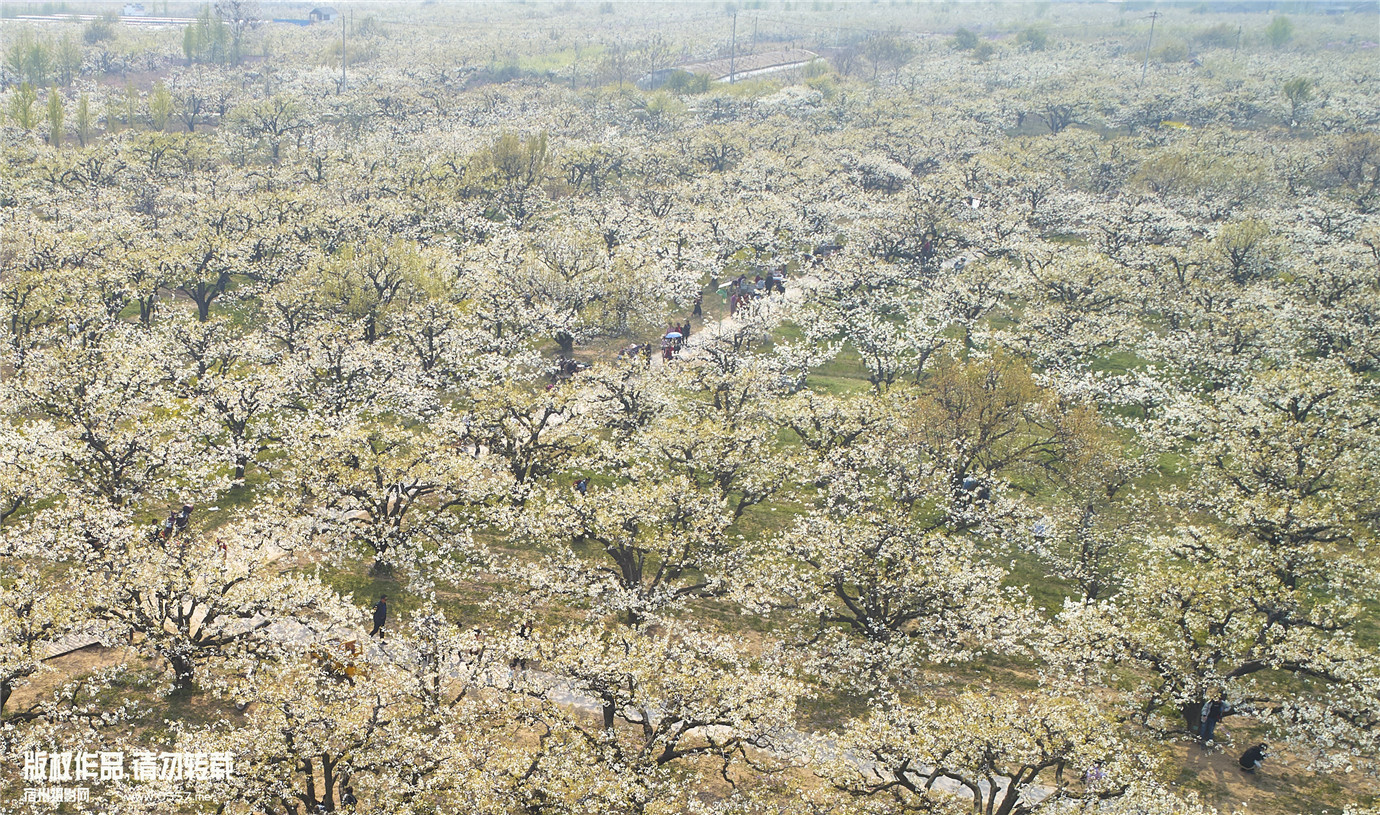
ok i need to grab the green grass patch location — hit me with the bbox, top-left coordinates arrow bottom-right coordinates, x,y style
519,44 -> 606,74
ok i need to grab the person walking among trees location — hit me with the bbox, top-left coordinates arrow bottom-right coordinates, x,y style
692,292 -> 702,318
511,619 -> 534,671
369,595 -> 388,638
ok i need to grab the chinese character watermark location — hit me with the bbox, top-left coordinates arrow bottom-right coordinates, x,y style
20,747 -> 236,809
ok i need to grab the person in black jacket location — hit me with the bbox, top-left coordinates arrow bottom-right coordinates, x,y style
1239,743 -> 1267,773
173,503 -> 193,533
1199,698 -> 1227,743
369,596 -> 388,638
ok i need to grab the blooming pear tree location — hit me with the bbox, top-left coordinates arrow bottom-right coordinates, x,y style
278,411 -> 504,577
82,514 -> 337,692
517,477 -> 733,625
0,416 -> 62,529
12,327 -> 224,509
0,565 -> 88,719
822,690 -> 1163,815
750,505 -> 1029,687
534,623 -> 804,774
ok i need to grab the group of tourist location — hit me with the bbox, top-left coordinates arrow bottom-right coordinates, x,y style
598,268 -> 795,372
150,504 -> 194,543
723,270 -> 786,316
660,320 -> 693,360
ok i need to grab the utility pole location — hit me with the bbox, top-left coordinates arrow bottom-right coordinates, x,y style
1140,11 -> 1160,86
729,10 -> 737,84
752,16 -> 758,54
341,11 -> 347,93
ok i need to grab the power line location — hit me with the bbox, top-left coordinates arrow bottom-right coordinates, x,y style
748,14 -> 889,36
365,10 -> 723,31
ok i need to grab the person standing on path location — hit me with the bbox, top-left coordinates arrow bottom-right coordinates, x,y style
1199,698 -> 1227,743
157,511 -> 177,542
174,503 -> 193,534
369,595 -> 388,638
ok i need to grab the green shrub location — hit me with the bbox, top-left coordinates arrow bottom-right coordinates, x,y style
1266,16 -> 1293,49
1195,22 -> 1236,49
84,15 -> 116,44
1017,26 -> 1047,51
664,69 -> 712,94
1155,39 -> 1190,63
